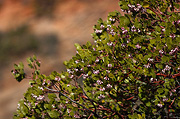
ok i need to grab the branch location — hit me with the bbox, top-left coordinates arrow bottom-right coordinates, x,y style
146,7 -> 165,22
44,86 -> 102,118
78,84 -> 98,116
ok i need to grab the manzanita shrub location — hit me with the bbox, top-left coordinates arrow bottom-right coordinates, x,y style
12,0 -> 180,118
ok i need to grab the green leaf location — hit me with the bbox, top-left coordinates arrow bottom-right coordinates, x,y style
27,57 -> 33,63
143,1 -> 149,8
44,104 -> 52,110
20,104 -> 29,116
75,43 -> 82,50
146,102 -> 151,107
119,16 -> 130,26
48,93 -> 57,101
33,55 -> 37,60
157,88 -> 164,94
14,64 -> 19,70
108,73 -> 114,79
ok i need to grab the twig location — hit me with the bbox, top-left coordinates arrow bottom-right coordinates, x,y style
44,86 -> 102,118
146,7 -> 165,22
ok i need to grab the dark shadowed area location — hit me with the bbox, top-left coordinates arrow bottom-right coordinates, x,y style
0,0 -> 121,118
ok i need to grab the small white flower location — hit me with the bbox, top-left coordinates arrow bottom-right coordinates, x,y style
159,50 -> 164,54
67,69 -> 70,73
173,89 -> 176,92
83,74 -> 88,79
127,39 -> 131,43
38,86 -> 44,91
108,64 -> 112,68
144,63 -> 151,68
99,87 -> 105,91
37,95 -> 45,101
106,70 -> 110,73
93,70 -> 100,74
128,4 -> 132,8
97,80 -> 103,85
122,29 -> 128,34
121,43 -> 126,47
107,25 -> 111,27
95,29 -> 103,34
104,77 -> 109,80
98,94 -> 105,99
107,42 -> 113,46
55,77 -> 61,81
163,98 -> 168,102
128,54 -> 133,58
74,68 -> 79,72
137,29 -> 141,32
170,34 -> 176,39
136,44 -> 141,49
150,78 -> 154,82
100,25 -> 105,29
157,103 -> 163,108
17,103 -> 20,109
148,58 -> 154,62
74,114 -> 80,118
52,104 -> 55,108
70,75 -> 74,79
87,64 -> 91,67
107,84 -> 112,89
165,65 -> 171,70
132,5 -> 135,8
67,109 -> 71,113
95,59 -> 99,63
109,18 -> 115,21
177,20 -> 180,24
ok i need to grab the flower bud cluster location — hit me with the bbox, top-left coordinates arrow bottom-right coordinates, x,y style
150,78 -> 157,82
99,87 -> 105,91
106,25 -> 116,35
162,65 -> 171,73
32,94 -> 45,101
148,58 -> 154,62
55,76 -> 61,81
144,63 -> 151,68
169,47 -> 178,55
127,4 -> 146,13
98,94 -> 105,99
95,29 -> 103,34
74,113 -> 80,118
170,34 -> 176,39
83,74 -> 88,79
157,103 -> 163,108
97,80 -> 103,85
159,50 -> 164,54
109,17 -> 115,22
107,42 -> 114,46
93,70 -> 100,74
100,24 -> 105,29
106,84 -> 112,89
136,44 -> 141,49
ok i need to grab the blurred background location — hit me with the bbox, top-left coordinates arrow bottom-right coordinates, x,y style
0,0 -> 120,118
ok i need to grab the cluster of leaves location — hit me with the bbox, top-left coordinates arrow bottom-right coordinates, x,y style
12,0 -> 180,118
